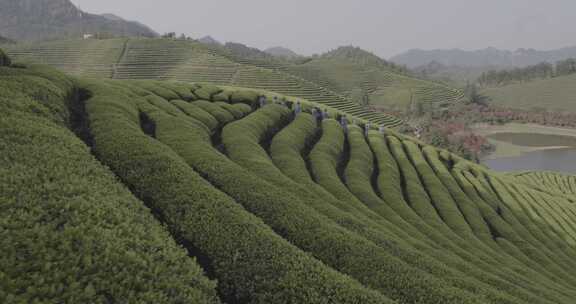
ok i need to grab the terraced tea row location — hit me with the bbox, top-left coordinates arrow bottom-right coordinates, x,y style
284,57 -> 465,110
514,171 -> 576,196
2,38 -> 403,127
3,39 -> 127,78
3,62 -> 576,303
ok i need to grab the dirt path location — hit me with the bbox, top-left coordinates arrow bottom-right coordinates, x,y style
112,38 -> 130,79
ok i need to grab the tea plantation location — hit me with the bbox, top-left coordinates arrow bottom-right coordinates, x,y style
2,38 -> 464,128
285,54 -> 464,110
2,53 -> 576,303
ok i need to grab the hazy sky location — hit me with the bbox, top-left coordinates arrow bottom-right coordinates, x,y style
72,0 -> 576,58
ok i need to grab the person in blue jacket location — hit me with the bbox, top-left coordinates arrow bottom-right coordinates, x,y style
340,115 -> 348,133
258,95 -> 267,108
365,121 -> 371,136
322,109 -> 329,119
294,101 -> 302,114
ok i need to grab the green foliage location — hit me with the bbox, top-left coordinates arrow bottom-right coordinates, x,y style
230,89 -> 259,104
555,58 -> 576,77
212,90 -> 231,102
171,100 -> 219,131
194,84 -> 222,101
422,146 -> 495,244
192,100 -> 235,124
0,66 -> 219,304
159,82 -> 198,101
403,140 -> 475,238
464,82 -> 490,105
231,102 -> 253,115
137,81 -> 182,100
4,64 -> 576,303
478,62 -> 555,87
222,107 -> 517,304
214,101 -> 246,119
86,85 -> 390,303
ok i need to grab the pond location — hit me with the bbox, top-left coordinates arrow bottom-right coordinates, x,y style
482,132 -> 576,174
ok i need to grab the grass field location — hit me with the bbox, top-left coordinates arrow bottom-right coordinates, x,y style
3,60 -> 576,303
483,74 -> 576,112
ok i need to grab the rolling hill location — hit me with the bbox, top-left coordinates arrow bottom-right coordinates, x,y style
2,38 -> 405,127
285,47 -> 465,110
2,38 -> 470,125
264,46 -> 301,58
483,73 -> 576,112
2,55 -> 576,303
0,0 -> 157,41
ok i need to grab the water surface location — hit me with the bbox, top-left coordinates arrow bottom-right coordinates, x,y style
483,132 -> 576,174
484,148 -> 576,174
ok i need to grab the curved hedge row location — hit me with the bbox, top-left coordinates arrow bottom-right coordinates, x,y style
214,101 -> 246,119
452,169 -> 576,291
269,110 -> 561,303
423,147 -> 576,300
171,100 -> 219,131
0,66 -> 219,303
4,64 -> 576,303
486,176 -> 576,272
269,113 -> 319,183
192,100 -> 236,124
82,80 -> 390,304
359,130 -> 573,303
375,134 -> 576,303
221,107 -> 529,304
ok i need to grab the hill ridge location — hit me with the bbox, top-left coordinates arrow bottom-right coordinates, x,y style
0,0 -> 157,41
392,45 -> 576,68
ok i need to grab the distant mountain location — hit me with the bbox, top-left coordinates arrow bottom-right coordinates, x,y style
264,46 -> 300,58
198,36 -> 222,46
0,0 -> 157,41
391,46 -> 576,68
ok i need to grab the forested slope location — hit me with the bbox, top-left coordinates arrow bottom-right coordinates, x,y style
483,74 -> 576,112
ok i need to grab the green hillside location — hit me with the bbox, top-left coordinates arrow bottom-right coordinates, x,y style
3,59 -> 576,303
514,171 -> 576,196
3,39 -> 466,126
286,49 -> 465,111
483,74 -> 576,112
3,38 -> 403,127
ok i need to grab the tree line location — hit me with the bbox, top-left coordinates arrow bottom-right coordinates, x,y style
478,58 -> 576,87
